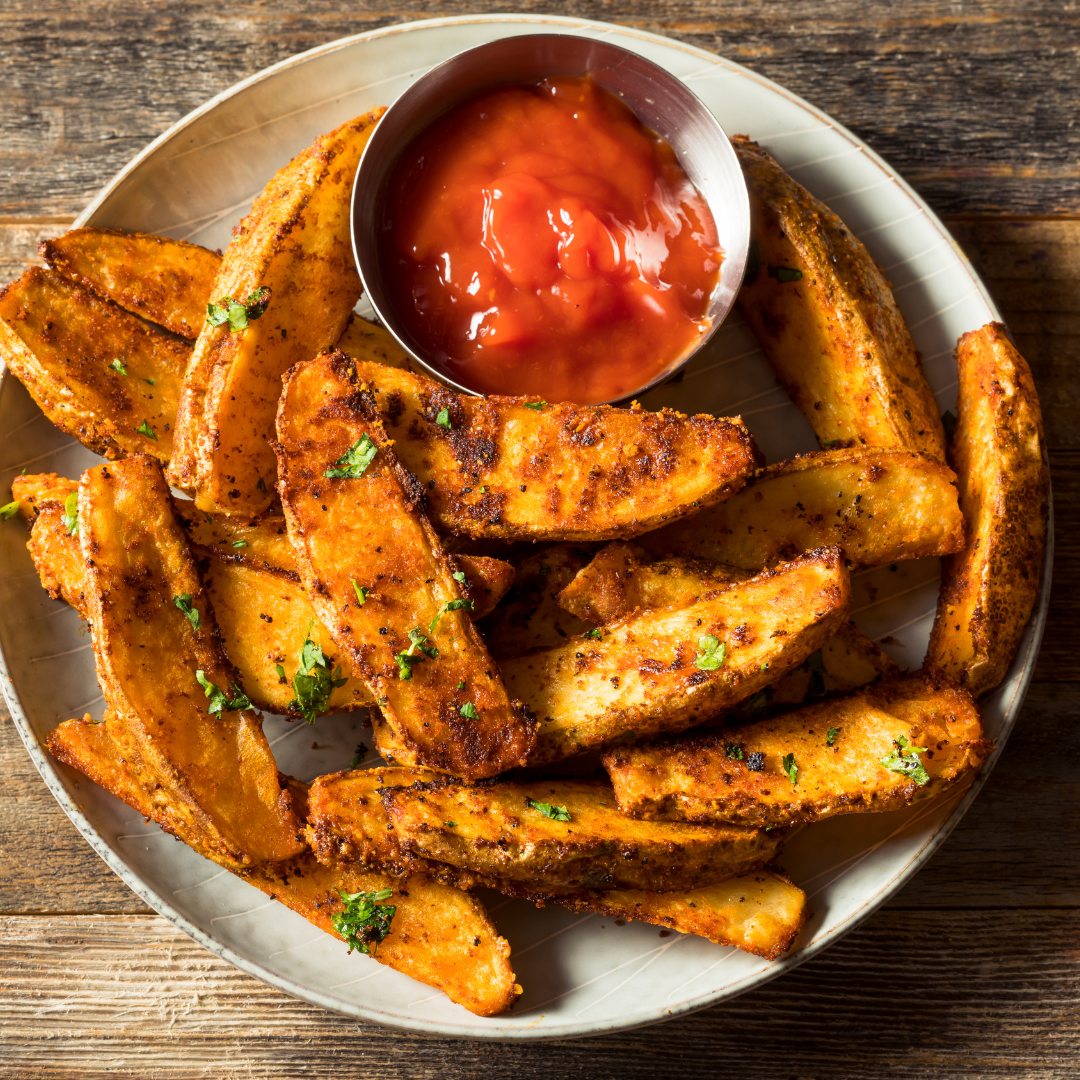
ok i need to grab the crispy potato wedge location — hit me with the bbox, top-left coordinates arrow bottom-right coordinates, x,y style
13,473 -> 88,610
45,720 -> 517,1016
639,447 -> 964,570
480,543 -> 597,660
276,350 -> 535,778
350,357 -> 758,541
733,136 -> 945,459
381,778 -> 782,892
77,454 -> 304,867
926,323 -> 1049,698
40,227 -> 222,339
604,671 -> 990,827
557,541 -> 898,716
169,109 -> 384,516
336,314 -> 422,374
495,869 -> 807,960
502,547 -> 851,765
0,267 -> 186,463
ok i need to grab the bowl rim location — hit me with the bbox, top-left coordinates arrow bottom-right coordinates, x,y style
0,10 -> 1054,1041
348,31 -> 750,405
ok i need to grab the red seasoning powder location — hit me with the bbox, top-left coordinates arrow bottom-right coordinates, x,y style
381,76 -> 722,404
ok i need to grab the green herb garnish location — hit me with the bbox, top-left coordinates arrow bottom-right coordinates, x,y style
524,400 -> 548,411
781,752 -> 798,786
583,628 -> 603,641
288,621 -> 347,724
428,597 -> 475,633
694,635 -> 726,671
768,265 -> 803,283
232,539 -> 248,549
136,419 -> 158,441
352,579 -> 370,606
195,670 -> 251,714
445,821 -> 457,828
827,727 -> 840,747
256,477 -> 267,495
206,286 -> 271,332
726,743 -> 744,761
452,570 -> 468,587
331,887 -> 396,956
435,407 -> 452,430
173,593 -> 201,632
0,500 -> 19,521
395,627 -> 438,681
143,377 -> 155,386
880,735 -> 930,786
349,745 -> 367,769
325,434 -> 378,479
62,491 -> 79,535
525,797 -> 570,822
109,358 -> 127,375
459,702 -> 480,720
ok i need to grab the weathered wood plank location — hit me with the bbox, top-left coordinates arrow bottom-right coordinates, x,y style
2,909 -> 1079,1077
0,2 -> 1077,216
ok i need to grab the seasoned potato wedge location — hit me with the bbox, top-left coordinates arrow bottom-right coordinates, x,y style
926,323 -> 1049,698
381,778 -> 782,892
76,455 -> 304,867
733,136 -> 945,459
276,350 -> 535,778
170,109 -> 384,516
604,671 -> 990,827
480,543 -> 597,660
46,720 -> 517,1016
41,227 -> 222,339
639,447 -> 964,570
0,267 -> 186,463
502,547 -> 851,765
336,315 -> 422,374
495,869 -> 807,960
351,357 -> 759,541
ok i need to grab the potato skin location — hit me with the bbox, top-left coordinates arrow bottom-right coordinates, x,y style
639,447 -> 964,571
926,323 -> 1049,698
603,670 -> 990,827
381,777 -> 782,892
733,136 -> 945,460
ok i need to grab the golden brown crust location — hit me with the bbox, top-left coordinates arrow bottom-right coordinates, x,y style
733,136 -> 945,459
926,323 -> 1049,698
169,109 -> 385,515
603,670 -> 991,827
76,454 -> 304,867
40,227 -> 222,339
503,546 -> 852,766
0,267 -> 187,464
638,447 -> 965,570
353,358 -> 759,541
381,777 -> 782,892
275,350 -> 536,779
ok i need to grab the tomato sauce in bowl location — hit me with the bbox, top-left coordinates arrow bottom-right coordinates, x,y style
380,76 -> 722,404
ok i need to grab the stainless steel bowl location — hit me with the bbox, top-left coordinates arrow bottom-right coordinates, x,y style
351,33 -> 751,404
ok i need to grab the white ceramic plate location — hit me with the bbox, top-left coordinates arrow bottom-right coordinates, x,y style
0,14 -> 1052,1040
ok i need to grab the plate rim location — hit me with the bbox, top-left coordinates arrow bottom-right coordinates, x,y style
0,11 -> 1054,1041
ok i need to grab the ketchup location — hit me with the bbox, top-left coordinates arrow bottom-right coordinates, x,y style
381,76 -> 722,404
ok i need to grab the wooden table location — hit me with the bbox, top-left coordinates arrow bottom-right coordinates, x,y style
2,2 -> 1077,1076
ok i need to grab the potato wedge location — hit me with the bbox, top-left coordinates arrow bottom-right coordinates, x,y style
503,547 -> 851,765
14,473 -> 513,718
336,314 -> 422,374
603,671 -> 990,827
276,350 -> 535,778
45,720 -> 518,1016
494,869 -> 807,960
169,109 -> 384,516
480,543 -> 597,660
381,778 -> 782,892
350,357 -> 758,541
926,323 -> 1049,698
638,447 -> 964,570
0,267 -> 186,463
733,136 -> 945,459
77,454 -> 304,867
40,227 -> 222,339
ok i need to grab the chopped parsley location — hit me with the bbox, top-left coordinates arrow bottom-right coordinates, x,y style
143,377 -> 155,386
880,735 -> 930,786
331,887 -> 396,956
173,593 -> 201,632
206,286 -> 271,332
435,407 -> 452,430
232,539 -> 248,549
457,681 -> 466,690
109,358 -> 127,375
136,419 -> 158,441
428,597 -> 475,633
351,579 -> 370,606
827,727 -> 840,747
525,797 -> 570,822
726,743 -> 744,761
452,570 -> 468,587
942,409 -> 958,442
0,500 -> 19,521
325,434 -> 378,479
195,670 -> 251,714
459,702 -> 480,720
768,265 -> 803,283
583,628 -> 603,641
395,627 -> 438,680
694,635 -> 726,671
62,491 -> 79,535
781,752 -> 799,786
288,621 -> 347,724
256,477 -> 267,495
349,745 -> 367,769
445,820 -> 457,828
524,400 -> 548,411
